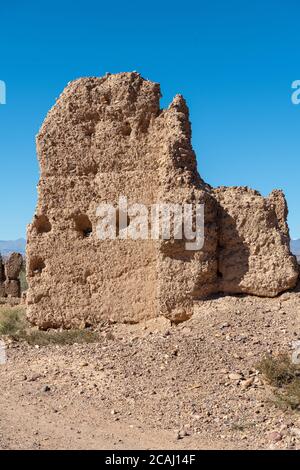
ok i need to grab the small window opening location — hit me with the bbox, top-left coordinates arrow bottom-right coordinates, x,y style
29,257 -> 46,276
74,214 -> 93,238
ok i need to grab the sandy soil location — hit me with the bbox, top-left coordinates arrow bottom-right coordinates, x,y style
1,289 -> 300,450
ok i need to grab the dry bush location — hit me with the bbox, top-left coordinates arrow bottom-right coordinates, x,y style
0,307 -> 99,346
0,307 -> 26,335
257,354 -> 300,410
18,329 -> 99,346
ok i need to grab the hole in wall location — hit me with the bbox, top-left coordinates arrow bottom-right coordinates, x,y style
33,215 -> 52,234
80,161 -> 98,176
74,214 -> 93,238
102,93 -> 111,105
29,257 -> 46,276
121,121 -> 132,136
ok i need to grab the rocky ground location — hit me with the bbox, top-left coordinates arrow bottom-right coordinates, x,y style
1,287 -> 300,450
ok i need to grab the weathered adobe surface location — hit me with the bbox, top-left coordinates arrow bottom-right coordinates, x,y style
26,72 -> 298,328
0,253 -> 22,298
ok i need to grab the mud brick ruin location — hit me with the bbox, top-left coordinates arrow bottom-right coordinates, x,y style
26,72 -> 299,329
0,253 -> 22,299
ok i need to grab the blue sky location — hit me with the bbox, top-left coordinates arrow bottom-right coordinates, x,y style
0,0 -> 299,239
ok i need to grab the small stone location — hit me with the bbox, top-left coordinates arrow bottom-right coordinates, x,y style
220,322 -> 230,329
42,385 -> 51,392
268,431 -> 282,443
240,377 -> 254,389
29,373 -> 41,382
176,429 -> 188,440
290,427 -> 300,438
233,353 -> 242,359
192,414 -> 201,420
229,373 -> 243,381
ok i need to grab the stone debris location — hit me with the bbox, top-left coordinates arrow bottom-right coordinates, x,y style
2,291 -> 300,450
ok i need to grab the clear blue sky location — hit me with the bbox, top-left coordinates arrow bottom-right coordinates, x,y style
0,0 -> 299,240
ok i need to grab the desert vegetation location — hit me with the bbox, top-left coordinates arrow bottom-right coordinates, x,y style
257,355 -> 300,411
0,306 -> 99,346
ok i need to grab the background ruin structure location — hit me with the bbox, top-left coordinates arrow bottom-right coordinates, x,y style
0,252 -> 23,299
26,72 -> 299,328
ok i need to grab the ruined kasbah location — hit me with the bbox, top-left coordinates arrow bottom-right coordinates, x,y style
1,72 -> 300,453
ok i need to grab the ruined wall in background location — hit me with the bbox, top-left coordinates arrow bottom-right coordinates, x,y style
0,253 -> 23,299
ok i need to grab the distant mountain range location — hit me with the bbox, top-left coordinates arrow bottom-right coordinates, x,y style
291,239 -> 300,261
0,238 -> 26,257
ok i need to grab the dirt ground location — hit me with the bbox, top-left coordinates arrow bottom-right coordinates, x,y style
1,288 -> 300,450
